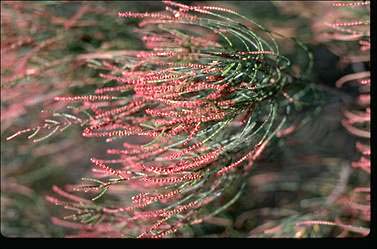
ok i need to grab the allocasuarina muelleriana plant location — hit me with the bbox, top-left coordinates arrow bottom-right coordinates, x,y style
7,1 -> 317,238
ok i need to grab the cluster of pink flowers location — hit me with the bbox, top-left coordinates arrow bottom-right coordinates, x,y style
6,1 -> 307,238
